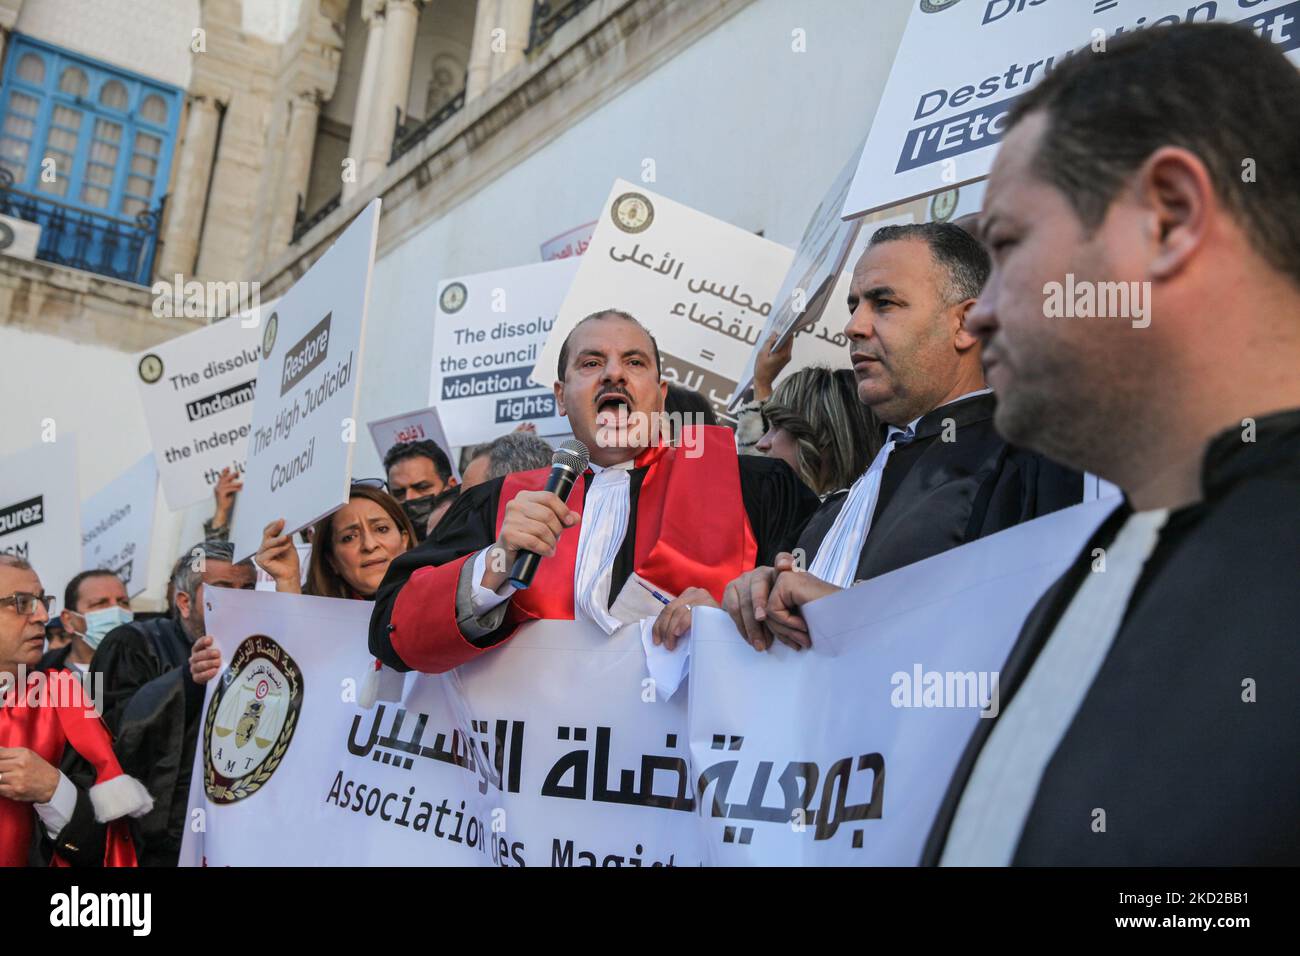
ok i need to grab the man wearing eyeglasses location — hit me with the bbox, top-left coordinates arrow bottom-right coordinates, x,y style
0,554 -> 149,866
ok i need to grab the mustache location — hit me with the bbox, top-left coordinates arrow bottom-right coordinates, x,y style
594,387 -> 633,406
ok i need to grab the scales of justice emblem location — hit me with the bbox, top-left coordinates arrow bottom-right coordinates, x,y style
203,634 -> 304,805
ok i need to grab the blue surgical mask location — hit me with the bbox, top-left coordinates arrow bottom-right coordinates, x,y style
72,606 -> 134,650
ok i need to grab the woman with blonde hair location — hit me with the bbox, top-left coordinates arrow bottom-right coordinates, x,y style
754,366 -> 880,498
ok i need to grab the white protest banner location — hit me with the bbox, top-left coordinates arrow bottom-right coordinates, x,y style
685,498 -> 1118,865
430,258 -> 575,447
366,405 -> 458,480
230,200 -> 380,562
535,180 -> 796,423
0,439 -> 80,615
540,221 -> 596,261
841,0 -> 1300,220
179,503 -> 1118,867
134,317 -> 261,510
80,453 -> 156,598
730,148 -> 863,409
180,590 -> 705,866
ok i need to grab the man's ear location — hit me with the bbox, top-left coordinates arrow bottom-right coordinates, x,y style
60,608 -> 77,630
175,588 -> 191,621
954,299 -> 980,352
1137,145 -> 1211,282
554,379 -> 567,418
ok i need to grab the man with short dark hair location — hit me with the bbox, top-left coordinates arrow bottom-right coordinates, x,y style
383,440 -> 459,539
90,539 -> 256,865
38,569 -> 131,674
371,309 -> 818,674
384,440 -> 457,501
712,223 -> 1081,653
928,23 -> 1300,865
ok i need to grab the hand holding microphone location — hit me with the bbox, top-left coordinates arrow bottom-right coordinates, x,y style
480,440 -> 589,592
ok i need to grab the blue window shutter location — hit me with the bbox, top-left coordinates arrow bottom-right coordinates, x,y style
0,34 -> 183,283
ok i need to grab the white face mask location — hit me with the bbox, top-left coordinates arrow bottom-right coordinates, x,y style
71,605 -> 134,650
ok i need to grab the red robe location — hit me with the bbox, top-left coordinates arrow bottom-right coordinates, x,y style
386,427 -> 766,673
1,669 -> 149,867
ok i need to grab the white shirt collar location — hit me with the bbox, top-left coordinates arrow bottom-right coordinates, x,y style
588,457 -> 636,475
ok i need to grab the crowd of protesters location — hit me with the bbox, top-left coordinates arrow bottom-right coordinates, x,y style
4,22 -> 1299,867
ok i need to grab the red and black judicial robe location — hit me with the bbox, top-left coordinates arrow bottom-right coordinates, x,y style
369,426 -> 818,673
0,669 -> 149,867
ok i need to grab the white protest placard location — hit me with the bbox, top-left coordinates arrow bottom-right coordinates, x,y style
841,0 -> 1300,220
229,199 -> 380,562
430,258 -> 576,447
80,453 -> 156,598
686,498 -> 1117,865
730,149 -> 864,408
0,439 -> 80,615
366,405 -> 457,479
535,180 -> 796,423
180,591 -> 704,867
134,316 -> 262,510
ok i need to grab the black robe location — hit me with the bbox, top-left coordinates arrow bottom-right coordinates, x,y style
923,407 -> 1300,865
25,648 -> 109,866
795,392 -> 1083,582
370,454 -> 819,669
89,617 -> 205,867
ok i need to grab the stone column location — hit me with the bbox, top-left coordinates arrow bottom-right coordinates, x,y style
158,94 -> 221,279
466,0 -> 534,101
343,0 -> 386,201
269,91 -> 322,251
358,0 -> 422,184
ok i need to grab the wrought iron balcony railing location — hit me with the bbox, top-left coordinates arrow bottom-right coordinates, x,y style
527,0 -> 598,52
293,189 -> 341,244
389,88 -> 467,164
0,169 -> 165,287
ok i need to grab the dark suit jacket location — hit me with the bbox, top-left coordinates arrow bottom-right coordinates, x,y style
797,392 -> 1083,581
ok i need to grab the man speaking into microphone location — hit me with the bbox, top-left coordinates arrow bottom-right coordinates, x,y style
369,309 -> 818,673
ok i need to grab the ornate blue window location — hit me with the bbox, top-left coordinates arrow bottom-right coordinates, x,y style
0,35 -> 181,284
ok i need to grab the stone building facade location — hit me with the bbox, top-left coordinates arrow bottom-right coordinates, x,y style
0,0 -> 911,606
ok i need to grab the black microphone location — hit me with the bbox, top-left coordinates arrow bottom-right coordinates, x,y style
508,439 -> 590,589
